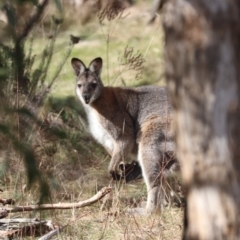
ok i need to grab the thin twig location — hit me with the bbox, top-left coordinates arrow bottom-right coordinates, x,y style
16,0 -> 49,44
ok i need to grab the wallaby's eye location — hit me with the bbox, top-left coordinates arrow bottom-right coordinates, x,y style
91,82 -> 97,88
77,83 -> 82,88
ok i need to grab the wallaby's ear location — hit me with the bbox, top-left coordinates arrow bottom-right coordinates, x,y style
89,57 -> 102,76
71,58 -> 86,76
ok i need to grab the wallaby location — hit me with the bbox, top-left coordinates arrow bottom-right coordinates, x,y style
71,57 -> 179,214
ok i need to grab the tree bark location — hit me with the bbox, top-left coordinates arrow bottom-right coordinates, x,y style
162,0 -> 240,239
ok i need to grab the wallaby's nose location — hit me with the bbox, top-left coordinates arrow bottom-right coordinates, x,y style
83,94 -> 90,104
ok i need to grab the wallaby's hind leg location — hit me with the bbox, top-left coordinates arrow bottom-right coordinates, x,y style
125,138 -> 165,215
138,142 -> 166,213
137,118 -> 176,214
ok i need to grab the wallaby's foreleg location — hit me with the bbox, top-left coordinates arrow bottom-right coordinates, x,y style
108,141 -> 134,177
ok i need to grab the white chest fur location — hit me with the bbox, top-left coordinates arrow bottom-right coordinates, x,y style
85,106 -> 114,153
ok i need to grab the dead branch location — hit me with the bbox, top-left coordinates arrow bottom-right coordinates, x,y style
38,225 -> 66,240
5,187 -> 111,213
0,218 -> 46,224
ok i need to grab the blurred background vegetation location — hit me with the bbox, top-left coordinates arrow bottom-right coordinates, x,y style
0,0 -> 182,239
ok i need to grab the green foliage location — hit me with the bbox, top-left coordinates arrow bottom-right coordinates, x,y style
0,0 -> 73,202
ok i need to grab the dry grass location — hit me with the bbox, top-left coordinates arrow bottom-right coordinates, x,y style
59,207 -> 183,240
1,160 -> 183,239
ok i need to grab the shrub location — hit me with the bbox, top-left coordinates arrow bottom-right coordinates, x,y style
0,0 -> 75,202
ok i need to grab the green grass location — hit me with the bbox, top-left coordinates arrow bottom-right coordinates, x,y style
30,1 -> 165,98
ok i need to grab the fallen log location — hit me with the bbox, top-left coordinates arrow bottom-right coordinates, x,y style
5,187 -> 111,213
0,218 -> 51,239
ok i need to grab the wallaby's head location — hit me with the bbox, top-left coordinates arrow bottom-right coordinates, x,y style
71,57 -> 103,104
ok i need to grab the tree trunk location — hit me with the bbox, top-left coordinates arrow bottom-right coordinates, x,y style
162,0 -> 240,239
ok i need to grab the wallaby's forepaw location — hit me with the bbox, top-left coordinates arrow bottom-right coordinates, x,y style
110,171 -> 122,181
110,161 -> 142,183
108,163 -> 117,174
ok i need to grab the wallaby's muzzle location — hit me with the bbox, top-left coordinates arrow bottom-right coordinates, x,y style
83,94 -> 90,104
